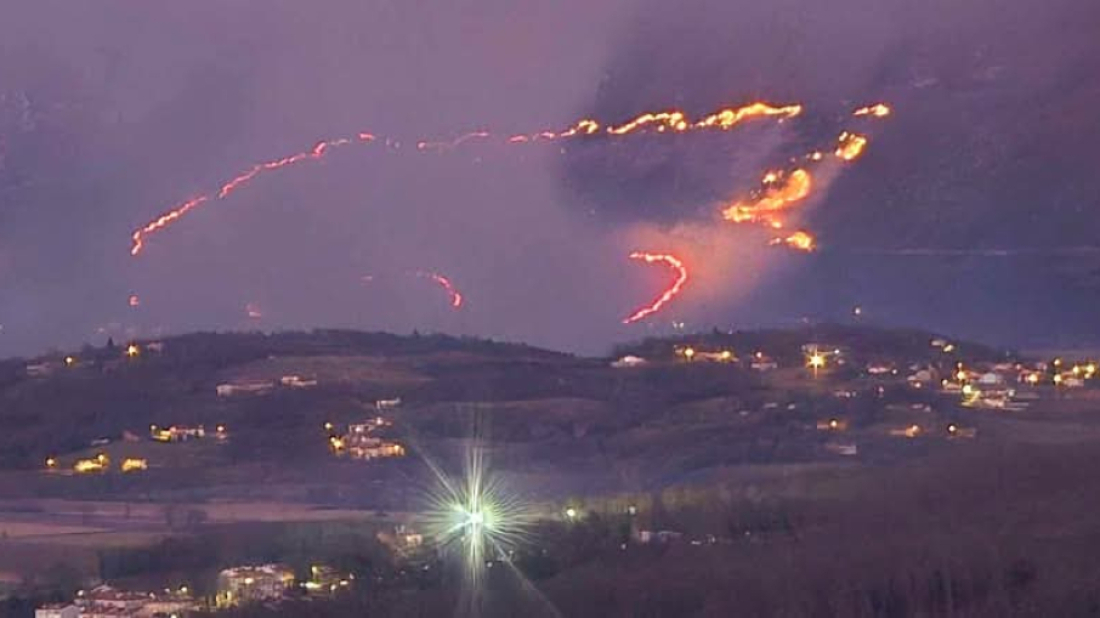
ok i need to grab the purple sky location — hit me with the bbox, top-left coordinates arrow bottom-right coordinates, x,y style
2,0 -> 1099,357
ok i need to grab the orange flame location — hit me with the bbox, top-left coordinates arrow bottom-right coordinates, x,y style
721,169 -> 812,227
623,252 -> 689,324
853,103 -> 891,118
834,132 -> 868,161
130,134 -> 373,256
131,196 -> 208,256
131,102 -> 803,256
769,231 -> 816,252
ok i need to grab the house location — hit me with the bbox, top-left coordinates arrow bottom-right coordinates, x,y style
120,458 -> 148,473
750,352 -> 778,372
634,529 -> 683,544
216,380 -> 274,397
301,565 -> 353,596
26,362 -> 57,378
978,372 -> 1005,386
825,442 -> 858,456
946,423 -> 978,439
888,424 -> 923,438
70,585 -> 199,617
816,418 -> 848,431
376,524 -> 426,555
376,398 -> 401,410
866,363 -> 894,376
907,369 -> 934,388
344,437 -> 406,460
151,425 -> 206,442
35,604 -> 79,618
217,564 -> 295,608
280,375 -> 318,388
610,355 -> 647,368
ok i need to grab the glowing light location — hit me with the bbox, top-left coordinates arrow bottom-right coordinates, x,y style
834,132 -> 868,161
423,441 -> 533,593
769,230 -> 816,252
722,169 -> 812,228
623,252 -> 689,324
64,356 -> 76,367
126,344 -> 140,358
419,271 -> 463,309
128,295 -> 141,308
121,458 -> 148,473
808,353 -> 826,369
853,103 -> 891,118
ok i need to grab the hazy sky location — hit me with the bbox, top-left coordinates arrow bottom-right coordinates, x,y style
2,0 -> 1099,357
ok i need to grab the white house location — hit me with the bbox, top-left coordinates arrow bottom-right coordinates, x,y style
34,605 -> 79,618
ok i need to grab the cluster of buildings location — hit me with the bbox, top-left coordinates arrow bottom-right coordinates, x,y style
46,453 -> 149,475
215,374 -> 319,397
215,564 -> 295,608
25,343 -> 164,379
216,562 -> 354,608
36,585 -> 197,618
328,415 -> 406,461
325,398 -> 406,461
38,562 -> 357,617
150,424 -> 228,443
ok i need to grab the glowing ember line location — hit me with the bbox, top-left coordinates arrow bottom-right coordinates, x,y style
130,195 -> 208,256
623,252 -> 689,324
420,271 -> 463,309
130,101 -> 802,256
130,134 -> 373,255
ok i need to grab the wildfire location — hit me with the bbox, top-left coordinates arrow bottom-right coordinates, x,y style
421,272 -> 463,309
853,103 -> 891,118
721,169 -> 812,228
623,252 -> 689,324
130,135 -> 373,256
129,101 -> 803,256
131,196 -> 208,256
417,131 -> 491,152
770,230 -> 816,252
834,132 -> 869,161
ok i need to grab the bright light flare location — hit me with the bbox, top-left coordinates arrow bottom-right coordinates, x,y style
623,252 -> 689,324
422,444 -> 533,587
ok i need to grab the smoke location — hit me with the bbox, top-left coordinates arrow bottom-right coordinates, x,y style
2,0 -> 1100,357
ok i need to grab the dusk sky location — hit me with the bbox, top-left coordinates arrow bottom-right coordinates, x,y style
2,0 -> 1099,357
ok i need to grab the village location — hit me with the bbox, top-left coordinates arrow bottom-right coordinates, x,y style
3,328 -> 1099,616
